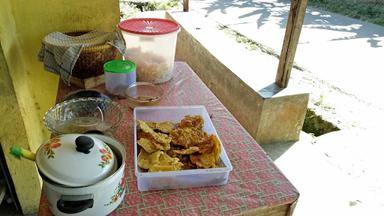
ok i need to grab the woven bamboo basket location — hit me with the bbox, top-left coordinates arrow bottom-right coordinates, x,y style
66,31 -> 122,88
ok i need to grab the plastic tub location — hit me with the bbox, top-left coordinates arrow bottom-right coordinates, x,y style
104,60 -> 136,95
133,106 -> 233,191
118,18 -> 180,84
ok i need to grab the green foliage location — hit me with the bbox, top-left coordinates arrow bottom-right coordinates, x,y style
303,109 -> 340,137
143,0 -> 180,11
120,2 -> 141,19
308,0 -> 384,26
120,0 -> 180,19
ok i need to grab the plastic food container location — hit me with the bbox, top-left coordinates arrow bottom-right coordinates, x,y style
104,59 -> 136,95
133,106 -> 233,191
118,18 -> 180,84
124,82 -> 163,108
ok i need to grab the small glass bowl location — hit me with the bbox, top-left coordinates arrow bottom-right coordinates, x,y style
124,82 -> 163,108
44,97 -> 122,135
62,89 -> 110,102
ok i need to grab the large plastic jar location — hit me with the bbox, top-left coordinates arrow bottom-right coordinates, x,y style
118,18 -> 180,84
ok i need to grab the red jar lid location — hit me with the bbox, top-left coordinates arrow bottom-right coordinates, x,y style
118,18 -> 180,35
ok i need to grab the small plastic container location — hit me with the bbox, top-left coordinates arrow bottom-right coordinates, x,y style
104,60 -> 136,95
118,18 -> 180,84
133,106 -> 233,191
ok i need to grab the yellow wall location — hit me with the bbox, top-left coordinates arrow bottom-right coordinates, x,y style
0,0 -> 120,214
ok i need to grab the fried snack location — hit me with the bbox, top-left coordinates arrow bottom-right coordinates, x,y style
166,144 -> 183,158
148,150 -> 162,164
146,121 -> 174,134
180,155 -> 197,169
178,115 -> 204,129
190,135 -> 221,168
149,163 -> 182,172
193,134 -> 222,155
138,149 -> 183,172
137,138 -> 157,153
138,131 -> 170,152
138,149 -> 152,169
190,152 -> 216,168
154,151 -> 183,172
138,120 -> 171,146
137,115 -> 222,172
138,138 -> 168,153
211,135 -> 222,162
195,136 -> 214,154
170,127 -> 208,148
172,146 -> 200,155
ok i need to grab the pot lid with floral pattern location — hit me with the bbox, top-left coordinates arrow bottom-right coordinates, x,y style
35,134 -> 116,187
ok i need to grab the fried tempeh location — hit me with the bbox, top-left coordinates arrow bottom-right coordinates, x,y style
137,115 -> 222,172
178,115 -> 204,129
146,121 -> 174,134
138,120 -> 171,146
170,127 -> 209,148
172,146 -> 200,155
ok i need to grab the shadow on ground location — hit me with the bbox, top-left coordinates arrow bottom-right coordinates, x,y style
261,141 -> 296,161
198,0 -> 383,48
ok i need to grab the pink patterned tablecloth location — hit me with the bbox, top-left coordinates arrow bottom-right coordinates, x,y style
38,62 -> 299,216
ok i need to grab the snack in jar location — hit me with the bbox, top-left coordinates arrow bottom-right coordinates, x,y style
118,18 -> 180,84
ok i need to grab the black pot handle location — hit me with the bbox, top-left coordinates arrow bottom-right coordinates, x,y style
57,195 -> 94,214
75,136 -> 94,154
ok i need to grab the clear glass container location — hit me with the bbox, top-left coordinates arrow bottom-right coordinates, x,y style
44,98 -> 122,135
124,82 -> 163,108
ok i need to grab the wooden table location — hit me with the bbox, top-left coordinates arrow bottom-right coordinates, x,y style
38,62 -> 299,216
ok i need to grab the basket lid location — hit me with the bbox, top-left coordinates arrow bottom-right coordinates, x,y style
104,60 -> 136,74
118,18 -> 180,35
43,31 -> 113,47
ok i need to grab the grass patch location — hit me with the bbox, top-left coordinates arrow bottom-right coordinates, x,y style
303,109 -> 340,137
218,25 -> 305,71
308,0 -> 384,26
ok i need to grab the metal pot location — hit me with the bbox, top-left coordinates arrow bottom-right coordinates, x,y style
11,134 -> 126,215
